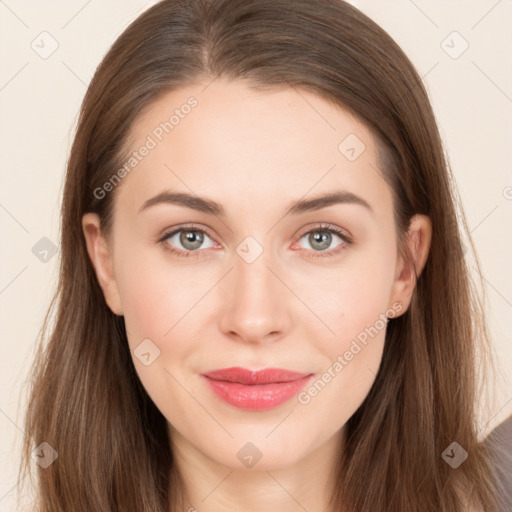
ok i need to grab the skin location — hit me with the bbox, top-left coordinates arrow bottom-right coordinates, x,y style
82,78 -> 432,512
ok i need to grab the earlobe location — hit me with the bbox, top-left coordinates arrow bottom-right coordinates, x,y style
389,214 -> 432,314
81,213 -> 124,316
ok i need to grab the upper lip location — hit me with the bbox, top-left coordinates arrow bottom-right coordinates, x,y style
202,367 -> 312,385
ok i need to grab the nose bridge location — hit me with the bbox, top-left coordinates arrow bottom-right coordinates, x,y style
219,235 -> 290,342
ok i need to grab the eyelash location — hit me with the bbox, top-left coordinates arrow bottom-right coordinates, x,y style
157,223 -> 353,260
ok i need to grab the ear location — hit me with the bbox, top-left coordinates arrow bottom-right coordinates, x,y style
82,213 -> 123,316
388,214 -> 432,316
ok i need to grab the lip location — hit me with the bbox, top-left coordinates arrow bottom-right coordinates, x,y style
201,367 -> 314,411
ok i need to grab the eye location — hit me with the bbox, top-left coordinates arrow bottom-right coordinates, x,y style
296,224 -> 353,259
158,224 -> 217,258
158,222 -> 353,259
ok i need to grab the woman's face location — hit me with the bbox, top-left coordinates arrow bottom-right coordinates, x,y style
83,79 -> 430,471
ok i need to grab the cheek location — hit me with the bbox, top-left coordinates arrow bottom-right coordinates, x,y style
295,247 -> 396,414
114,253 -> 204,417
297,277 -> 391,428
118,268 -> 171,343
302,244 -> 396,345
115,246 -> 209,344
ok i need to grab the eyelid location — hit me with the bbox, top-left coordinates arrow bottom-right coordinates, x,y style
294,222 -> 352,244
157,222 -> 217,241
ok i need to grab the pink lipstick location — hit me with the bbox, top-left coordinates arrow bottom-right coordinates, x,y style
201,367 -> 313,411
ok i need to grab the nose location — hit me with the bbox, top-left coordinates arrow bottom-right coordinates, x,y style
218,247 -> 292,345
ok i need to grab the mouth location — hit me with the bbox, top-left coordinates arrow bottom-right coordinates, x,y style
201,367 -> 314,411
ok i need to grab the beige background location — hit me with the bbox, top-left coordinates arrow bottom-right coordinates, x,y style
0,0 -> 511,509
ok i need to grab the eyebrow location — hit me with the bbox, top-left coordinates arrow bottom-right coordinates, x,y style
138,189 -> 373,217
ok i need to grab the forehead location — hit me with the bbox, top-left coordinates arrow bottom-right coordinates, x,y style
115,78 -> 391,219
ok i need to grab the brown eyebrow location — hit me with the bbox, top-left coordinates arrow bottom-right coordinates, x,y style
138,190 -> 373,217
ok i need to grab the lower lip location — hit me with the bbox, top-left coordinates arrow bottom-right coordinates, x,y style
202,375 -> 313,411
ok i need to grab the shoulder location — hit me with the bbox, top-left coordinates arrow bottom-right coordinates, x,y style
484,414 -> 512,512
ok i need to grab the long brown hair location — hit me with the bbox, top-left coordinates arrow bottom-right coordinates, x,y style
19,0 -> 499,510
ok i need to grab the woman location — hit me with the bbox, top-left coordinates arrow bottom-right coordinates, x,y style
20,0 -> 500,510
